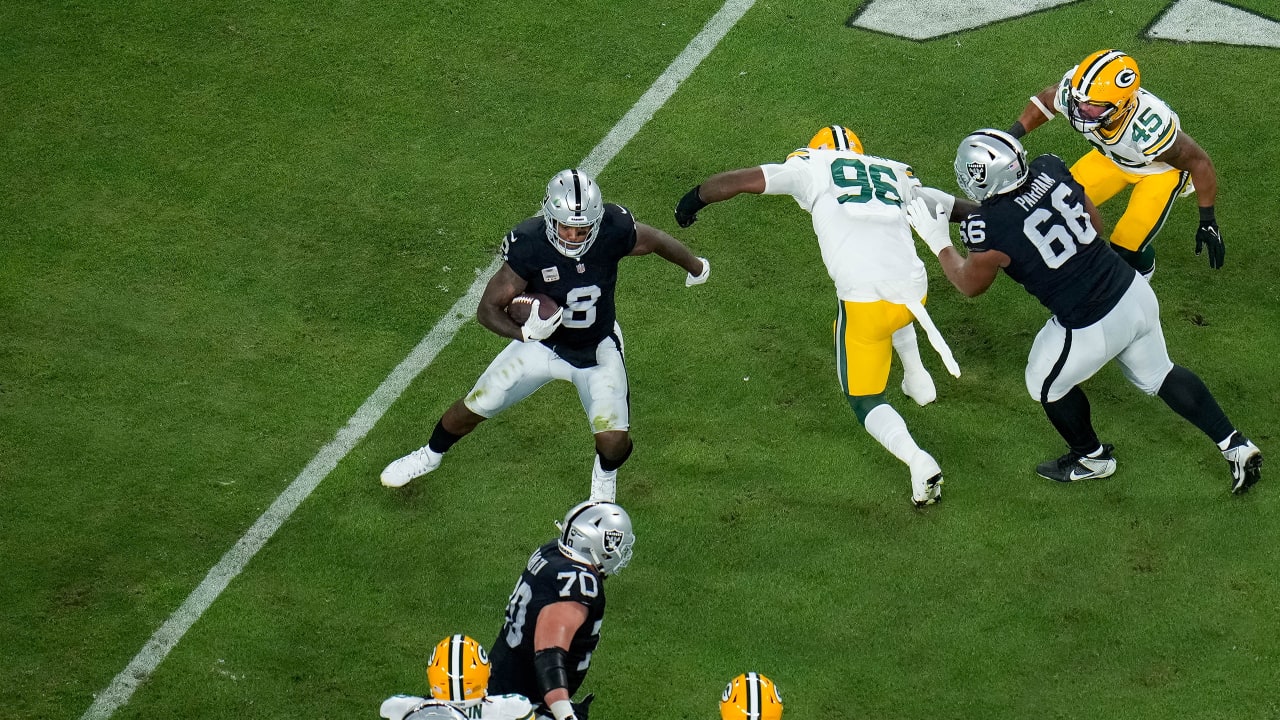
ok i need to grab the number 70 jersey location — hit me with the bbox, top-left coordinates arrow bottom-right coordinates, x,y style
491,541 -> 607,699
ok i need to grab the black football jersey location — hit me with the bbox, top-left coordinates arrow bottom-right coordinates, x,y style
488,541 -> 607,702
502,204 -> 638,366
960,154 -> 1135,329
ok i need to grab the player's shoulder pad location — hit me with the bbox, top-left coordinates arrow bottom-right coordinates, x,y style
1032,153 -> 1068,173
486,693 -> 536,719
785,148 -> 811,161
503,217 -> 546,259
381,695 -> 429,720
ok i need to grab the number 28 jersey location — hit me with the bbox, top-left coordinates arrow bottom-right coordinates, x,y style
489,541 -> 607,701
961,154 -> 1134,329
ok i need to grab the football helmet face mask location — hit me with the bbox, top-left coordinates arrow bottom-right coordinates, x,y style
1067,49 -> 1140,132
542,169 -> 604,259
556,501 -> 635,576
807,125 -> 864,154
426,634 -> 490,705
720,672 -> 783,720
954,129 -> 1029,202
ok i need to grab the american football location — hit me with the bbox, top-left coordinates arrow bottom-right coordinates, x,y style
506,292 -> 559,324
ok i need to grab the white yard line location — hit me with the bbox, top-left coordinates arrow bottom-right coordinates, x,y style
80,1 -> 756,717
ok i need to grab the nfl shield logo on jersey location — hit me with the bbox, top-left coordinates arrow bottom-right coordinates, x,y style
602,529 -> 624,553
966,162 -> 987,183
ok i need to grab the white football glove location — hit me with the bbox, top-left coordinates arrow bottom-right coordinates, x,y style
520,301 -> 563,342
685,257 -> 710,286
906,197 -> 953,256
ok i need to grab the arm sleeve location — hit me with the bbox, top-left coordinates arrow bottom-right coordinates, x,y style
914,185 -> 956,218
760,156 -> 814,203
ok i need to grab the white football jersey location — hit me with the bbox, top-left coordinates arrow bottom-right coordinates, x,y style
761,148 -> 948,304
381,695 -> 536,720
1054,67 -> 1181,176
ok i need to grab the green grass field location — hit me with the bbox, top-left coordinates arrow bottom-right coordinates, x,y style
3,1 -> 1279,718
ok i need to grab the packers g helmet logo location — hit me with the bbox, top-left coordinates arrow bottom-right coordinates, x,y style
1115,68 -> 1137,88
426,634 -> 491,703
720,672 -> 783,720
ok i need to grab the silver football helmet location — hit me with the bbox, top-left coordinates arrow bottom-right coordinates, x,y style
542,169 -> 604,258
556,501 -> 634,576
953,129 -> 1029,202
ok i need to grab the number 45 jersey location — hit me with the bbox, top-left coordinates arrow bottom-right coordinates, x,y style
1053,68 -> 1180,174
489,541 -> 607,702
960,154 -> 1135,329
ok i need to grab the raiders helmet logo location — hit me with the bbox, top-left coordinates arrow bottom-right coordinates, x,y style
1116,68 -> 1137,88
966,162 -> 987,183
602,529 -> 624,553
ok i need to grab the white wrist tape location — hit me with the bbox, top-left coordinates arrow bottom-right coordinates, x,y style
1031,95 -> 1055,121
550,700 -> 576,720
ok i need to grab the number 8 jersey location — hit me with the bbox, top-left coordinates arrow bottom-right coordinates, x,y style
960,154 -> 1135,329
488,541 -> 607,702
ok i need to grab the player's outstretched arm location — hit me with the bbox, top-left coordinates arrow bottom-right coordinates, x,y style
632,222 -> 709,285
906,198 -> 1004,297
674,166 -> 766,228
1009,85 -> 1059,138
1156,131 -> 1223,268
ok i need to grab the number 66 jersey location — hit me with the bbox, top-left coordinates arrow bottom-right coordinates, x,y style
959,154 -> 1135,329
488,541 -> 607,702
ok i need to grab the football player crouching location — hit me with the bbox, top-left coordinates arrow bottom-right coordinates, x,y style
720,672 -> 783,720
382,635 -> 535,720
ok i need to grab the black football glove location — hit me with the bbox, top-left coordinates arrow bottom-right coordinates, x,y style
573,694 -> 595,720
675,186 -> 708,228
1195,206 -> 1224,269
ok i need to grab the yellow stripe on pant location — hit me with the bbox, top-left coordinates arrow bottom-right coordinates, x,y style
833,298 -> 916,396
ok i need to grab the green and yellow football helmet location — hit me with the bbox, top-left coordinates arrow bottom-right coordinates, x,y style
426,634 -> 490,704
807,125 -> 864,154
720,672 -> 783,720
1067,49 -> 1141,132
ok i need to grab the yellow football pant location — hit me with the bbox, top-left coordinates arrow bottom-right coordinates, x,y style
833,298 -> 916,396
1070,149 -> 1189,253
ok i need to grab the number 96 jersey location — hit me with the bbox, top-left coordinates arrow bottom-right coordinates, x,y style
488,541 -> 607,702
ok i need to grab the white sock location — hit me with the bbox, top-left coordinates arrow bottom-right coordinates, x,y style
591,456 -> 617,503
892,324 -> 926,378
863,404 -> 921,466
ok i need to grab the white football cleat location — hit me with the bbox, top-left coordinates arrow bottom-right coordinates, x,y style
901,371 -> 937,406
380,446 -> 442,488
590,469 -> 618,503
909,450 -> 943,507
